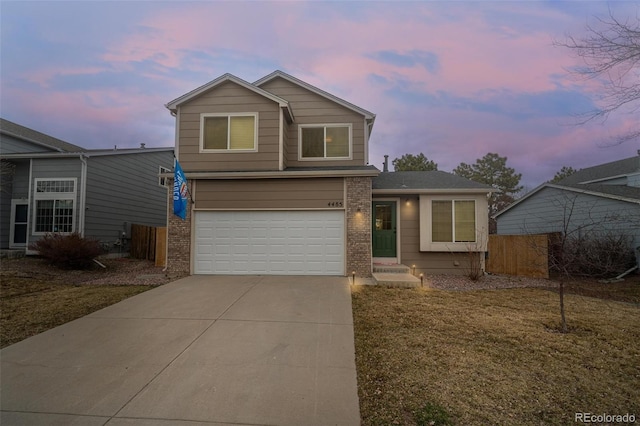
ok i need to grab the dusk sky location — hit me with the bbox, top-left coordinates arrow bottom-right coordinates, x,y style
1,1 -> 638,189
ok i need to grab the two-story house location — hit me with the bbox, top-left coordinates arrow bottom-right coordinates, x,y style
0,118 -> 174,254
165,71 -> 491,278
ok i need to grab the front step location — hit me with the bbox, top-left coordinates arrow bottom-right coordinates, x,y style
373,263 -> 411,274
373,272 -> 422,288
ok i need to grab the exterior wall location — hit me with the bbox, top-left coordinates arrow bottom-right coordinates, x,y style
0,134 -> 52,154
259,77 -> 367,167
396,197 -> 477,275
496,187 -> 640,236
195,178 -> 344,209
346,177 -> 372,277
84,151 -> 173,245
177,81 -> 281,172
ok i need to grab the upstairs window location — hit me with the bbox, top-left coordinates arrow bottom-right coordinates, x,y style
33,178 -> 76,234
201,113 -> 257,151
300,124 -> 351,159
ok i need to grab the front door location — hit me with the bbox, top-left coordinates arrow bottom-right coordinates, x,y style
372,201 -> 397,257
10,200 -> 28,247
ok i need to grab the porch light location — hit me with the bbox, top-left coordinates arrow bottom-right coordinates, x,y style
419,273 -> 424,287
412,264 -> 416,275
352,271 -> 356,285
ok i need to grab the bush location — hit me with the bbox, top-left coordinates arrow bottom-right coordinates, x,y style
29,232 -> 103,269
552,233 -> 636,278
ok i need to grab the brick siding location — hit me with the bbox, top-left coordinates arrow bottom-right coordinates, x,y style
346,176 -> 373,277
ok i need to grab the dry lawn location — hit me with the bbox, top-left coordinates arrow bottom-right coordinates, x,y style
1,257 -> 168,348
352,285 -> 640,425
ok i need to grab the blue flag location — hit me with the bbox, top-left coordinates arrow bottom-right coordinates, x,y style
173,160 -> 188,220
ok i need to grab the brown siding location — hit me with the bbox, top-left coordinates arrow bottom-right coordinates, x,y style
390,196 -> 477,276
195,178 -> 345,210
259,77 -> 367,167
177,81 -> 280,172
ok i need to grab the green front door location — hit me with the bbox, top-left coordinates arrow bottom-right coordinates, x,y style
372,201 -> 397,257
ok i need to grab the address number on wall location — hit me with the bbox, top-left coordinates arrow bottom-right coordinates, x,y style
327,201 -> 344,207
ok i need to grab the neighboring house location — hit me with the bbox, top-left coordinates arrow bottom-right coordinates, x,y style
0,118 -> 174,253
164,70 -> 491,277
495,153 -> 640,267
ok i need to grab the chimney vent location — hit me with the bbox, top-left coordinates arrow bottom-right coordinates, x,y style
140,143 -> 146,149
383,155 -> 389,172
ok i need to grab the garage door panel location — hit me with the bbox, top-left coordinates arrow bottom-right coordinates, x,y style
195,211 -> 344,275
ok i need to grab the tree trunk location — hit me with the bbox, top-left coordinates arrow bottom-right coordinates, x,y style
559,279 -> 567,333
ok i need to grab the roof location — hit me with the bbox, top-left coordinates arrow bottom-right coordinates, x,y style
165,73 -> 293,121
495,154 -> 640,218
1,147 -> 174,160
0,118 -> 85,152
558,155 -> 640,185
254,70 -> 376,120
373,171 -> 493,192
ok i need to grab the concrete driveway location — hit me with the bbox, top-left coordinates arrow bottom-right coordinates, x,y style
0,275 -> 360,425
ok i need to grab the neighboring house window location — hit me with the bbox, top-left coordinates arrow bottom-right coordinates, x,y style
33,178 -> 76,234
200,113 -> 257,151
159,166 -> 171,187
432,200 -> 476,243
299,124 -> 351,159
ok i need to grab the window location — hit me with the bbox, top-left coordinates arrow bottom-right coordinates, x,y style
159,166 -> 171,187
33,178 -> 76,234
299,124 -> 351,159
420,195 -> 487,252
201,113 -> 257,151
431,200 -> 476,243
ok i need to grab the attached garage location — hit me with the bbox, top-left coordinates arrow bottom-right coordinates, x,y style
194,210 -> 345,275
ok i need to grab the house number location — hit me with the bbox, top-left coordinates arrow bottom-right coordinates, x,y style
327,201 -> 343,207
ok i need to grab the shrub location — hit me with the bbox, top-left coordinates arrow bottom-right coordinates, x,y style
552,233 -> 636,278
29,232 -> 103,269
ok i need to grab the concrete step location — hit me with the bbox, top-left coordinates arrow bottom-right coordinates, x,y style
373,264 -> 411,274
373,272 -> 422,288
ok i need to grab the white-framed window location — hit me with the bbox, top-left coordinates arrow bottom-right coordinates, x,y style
33,178 -> 76,234
431,200 -> 476,243
200,113 -> 258,152
159,166 -> 171,187
299,124 -> 352,160
419,195 -> 487,252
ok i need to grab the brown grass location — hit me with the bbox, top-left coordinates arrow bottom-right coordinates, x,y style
352,285 -> 640,425
0,257 -> 163,348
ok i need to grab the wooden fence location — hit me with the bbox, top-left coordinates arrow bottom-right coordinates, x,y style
486,234 -> 549,278
130,224 -> 167,267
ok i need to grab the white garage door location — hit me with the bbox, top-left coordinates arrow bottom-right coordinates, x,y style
194,211 -> 345,275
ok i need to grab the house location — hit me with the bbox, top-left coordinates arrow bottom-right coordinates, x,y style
164,71 -> 491,278
495,153 -> 640,268
0,118 -> 174,254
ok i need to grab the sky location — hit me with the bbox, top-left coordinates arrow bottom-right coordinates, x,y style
1,0 -> 638,190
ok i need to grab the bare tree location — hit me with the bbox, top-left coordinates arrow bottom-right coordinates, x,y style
1,160 -> 16,194
524,191 -> 638,333
555,8 -> 640,144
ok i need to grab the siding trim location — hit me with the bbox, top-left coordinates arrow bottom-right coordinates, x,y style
279,109 -> 284,171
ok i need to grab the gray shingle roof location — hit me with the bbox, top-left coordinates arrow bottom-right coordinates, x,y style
0,118 -> 85,152
558,155 -> 640,185
373,171 -> 492,191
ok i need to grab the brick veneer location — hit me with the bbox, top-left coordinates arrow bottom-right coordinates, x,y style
346,176 -> 373,277
166,179 -> 191,277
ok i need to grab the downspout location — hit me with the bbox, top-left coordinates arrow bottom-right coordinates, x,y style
25,158 -> 33,253
79,154 -> 88,237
